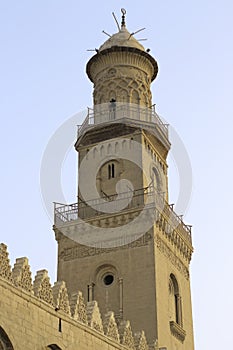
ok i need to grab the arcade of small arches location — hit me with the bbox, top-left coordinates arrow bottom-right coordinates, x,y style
94,77 -> 152,107
87,136 -> 167,177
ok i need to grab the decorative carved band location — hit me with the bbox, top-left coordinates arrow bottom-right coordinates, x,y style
169,321 -> 186,343
156,236 -> 189,280
59,232 -> 152,261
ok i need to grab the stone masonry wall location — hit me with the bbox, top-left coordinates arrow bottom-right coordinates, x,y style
0,243 -> 153,350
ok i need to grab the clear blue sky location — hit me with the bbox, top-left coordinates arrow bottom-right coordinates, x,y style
1,1 -> 233,349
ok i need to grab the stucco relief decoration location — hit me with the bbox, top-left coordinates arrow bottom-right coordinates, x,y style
156,236 -> 190,279
107,68 -> 117,77
94,72 -> 151,106
134,331 -> 149,350
33,269 -> 54,305
59,232 -> 152,260
119,320 -> 135,349
0,243 -> 12,282
70,291 -> 87,324
12,257 -> 32,292
87,301 -> 104,333
103,311 -> 120,342
52,281 -> 71,315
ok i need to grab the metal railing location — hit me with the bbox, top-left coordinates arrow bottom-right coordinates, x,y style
54,185 -> 191,242
77,103 -> 169,139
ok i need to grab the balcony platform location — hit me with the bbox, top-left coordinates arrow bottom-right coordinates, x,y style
54,186 -> 192,245
76,103 -> 170,149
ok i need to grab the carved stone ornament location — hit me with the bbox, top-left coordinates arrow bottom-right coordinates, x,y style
86,301 -> 104,333
103,311 -> 119,342
70,291 -> 87,324
148,339 -> 159,350
12,257 -> 32,292
33,269 -> 53,305
0,243 -> 12,282
134,331 -> 149,350
119,320 -> 135,349
52,281 -> 71,315
156,236 -> 190,280
59,232 -> 152,261
170,321 -> 186,343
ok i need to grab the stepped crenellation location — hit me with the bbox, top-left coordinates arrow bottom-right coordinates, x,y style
0,242 -> 154,350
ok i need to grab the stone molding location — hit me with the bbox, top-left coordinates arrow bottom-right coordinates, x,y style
169,321 -> 186,343
86,47 -> 158,84
155,209 -> 193,263
58,232 -> 152,261
156,236 -> 190,280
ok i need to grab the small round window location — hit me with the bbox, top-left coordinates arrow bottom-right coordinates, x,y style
103,274 -> 114,286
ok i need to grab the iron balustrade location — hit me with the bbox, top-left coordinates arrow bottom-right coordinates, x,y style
54,186 -> 192,243
77,103 -> 169,139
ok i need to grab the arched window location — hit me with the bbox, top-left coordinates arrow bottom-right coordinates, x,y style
109,98 -> 116,120
0,327 -> 14,350
169,274 -> 183,326
152,166 -> 161,192
47,345 -> 62,350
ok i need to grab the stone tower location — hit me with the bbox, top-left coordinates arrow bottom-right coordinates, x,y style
54,10 -> 195,350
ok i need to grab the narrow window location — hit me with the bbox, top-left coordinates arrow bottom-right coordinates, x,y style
58,318 -> 62,332
175,294 -> 179,324
108,163 -> 115,179
169,274 -> 183,326
111,163 -> 115,178
109,98 -> 116,120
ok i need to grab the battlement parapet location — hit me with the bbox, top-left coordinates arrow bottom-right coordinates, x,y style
0,243 -> 156,350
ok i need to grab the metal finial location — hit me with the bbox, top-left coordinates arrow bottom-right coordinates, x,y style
112,12 -> 120,31
121,8 -> 126,27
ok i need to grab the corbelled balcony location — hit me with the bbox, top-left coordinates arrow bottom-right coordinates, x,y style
77,103 -> 169,142
54,185 -> 192,244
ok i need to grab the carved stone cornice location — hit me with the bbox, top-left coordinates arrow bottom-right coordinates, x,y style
58,232 -> 152,261
53,201 -> 193,266
155,208 -> 193,263
86,47 -> 158,83
169,321 -> 186,343
156,236 -> 190,280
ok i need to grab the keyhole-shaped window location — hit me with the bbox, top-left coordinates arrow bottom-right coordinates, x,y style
108,163 -> 115,179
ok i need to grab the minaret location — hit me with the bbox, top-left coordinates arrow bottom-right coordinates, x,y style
54,10 -> 195,349
86,10 -> 157,107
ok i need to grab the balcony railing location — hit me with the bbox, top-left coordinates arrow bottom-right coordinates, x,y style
54,185 -> 192,243
77,103 -> 169,139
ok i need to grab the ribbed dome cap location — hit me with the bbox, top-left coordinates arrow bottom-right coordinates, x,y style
99,26 -> 145,52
